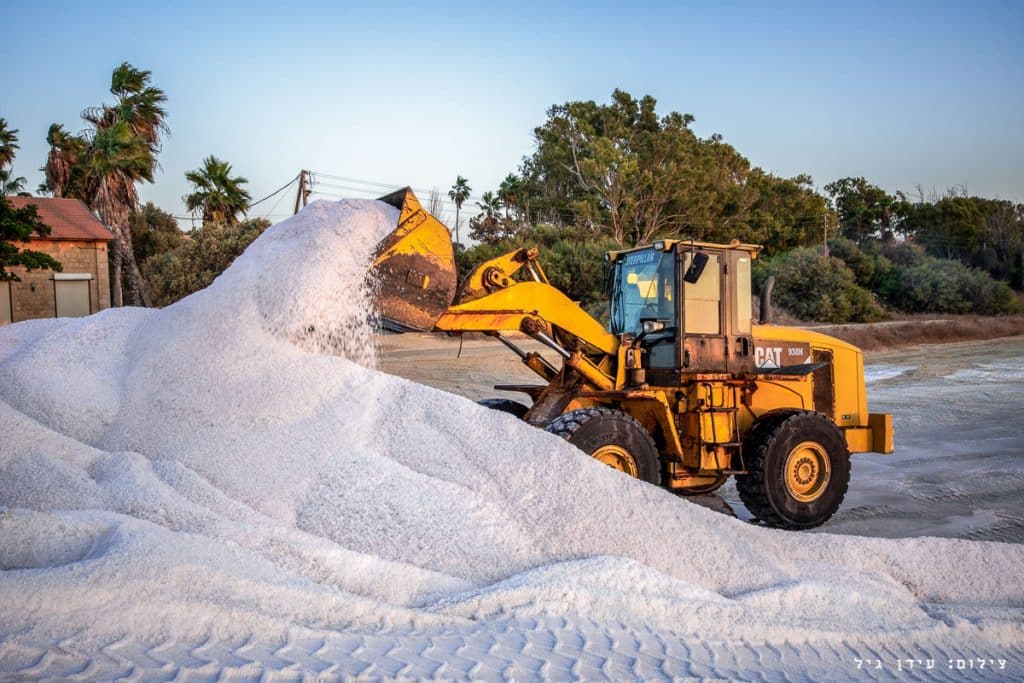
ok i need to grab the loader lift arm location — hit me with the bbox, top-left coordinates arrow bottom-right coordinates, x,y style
437,249 -> 622,395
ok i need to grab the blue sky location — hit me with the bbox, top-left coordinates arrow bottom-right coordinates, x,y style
2,0 -> 1022,226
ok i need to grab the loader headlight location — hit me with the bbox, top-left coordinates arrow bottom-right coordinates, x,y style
654,241 -> 666,251
641,319 -> 667,334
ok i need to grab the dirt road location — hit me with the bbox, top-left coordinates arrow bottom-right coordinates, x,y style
379,334 -> 1024,543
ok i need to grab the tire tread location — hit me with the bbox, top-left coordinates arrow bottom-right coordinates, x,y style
736,411 -> 850,529
546,407 -> 662,486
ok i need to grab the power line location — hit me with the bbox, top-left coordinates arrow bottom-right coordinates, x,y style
248,174 -> 299,209
171,173 -> 300,223
307,168 -> 1019,246
261,182 -> 292,219
310,171 -> 493,205
307,169 -> 853,230
310,183 -> 476,212
313,181 -> 847,232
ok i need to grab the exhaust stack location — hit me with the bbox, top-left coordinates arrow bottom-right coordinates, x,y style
759,275 -> 775,325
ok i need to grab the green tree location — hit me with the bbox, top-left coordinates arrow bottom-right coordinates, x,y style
979,199 -> 1023,286
901,195 -> 984,261
824,177 -> 905,242
184,156 -> 252,226
735,172 -> 834,255
448,175 -> 471,244
0,196 -> 62,281
43,62 -> 168,307
897,193 -> 1022,275
527,91 -> 657,245
0,122 -> 62,280
522,90 -> 804,247
130,202 -> 185,267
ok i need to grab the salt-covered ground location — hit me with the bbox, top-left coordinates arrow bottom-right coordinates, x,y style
1,201 -> 1022,681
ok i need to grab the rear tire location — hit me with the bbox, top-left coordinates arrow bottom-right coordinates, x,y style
545,407 -> 661,485
477,398 -> 530,419
736,411 -> 850,529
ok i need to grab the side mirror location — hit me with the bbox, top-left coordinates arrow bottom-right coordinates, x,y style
683,252 -> 709,284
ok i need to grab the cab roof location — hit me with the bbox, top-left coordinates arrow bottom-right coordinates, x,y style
607,238 -> 762,262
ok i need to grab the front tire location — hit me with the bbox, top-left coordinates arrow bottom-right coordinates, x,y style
545,407 -> 661,485
736,412 -> 850,529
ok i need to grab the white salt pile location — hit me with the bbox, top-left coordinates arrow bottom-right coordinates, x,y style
1,200 -> 1022,679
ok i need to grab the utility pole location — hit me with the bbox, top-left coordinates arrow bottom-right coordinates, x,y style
822,214 -> 830,257
293,170 -> 311,214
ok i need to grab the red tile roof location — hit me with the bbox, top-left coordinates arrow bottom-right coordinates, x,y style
6,196 -> 114,241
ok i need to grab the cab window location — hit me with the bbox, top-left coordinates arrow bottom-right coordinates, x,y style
610,248 -> 677,335
683,251 -> 720,334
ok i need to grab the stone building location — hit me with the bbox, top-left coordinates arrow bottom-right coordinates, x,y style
1,197 -> 113,325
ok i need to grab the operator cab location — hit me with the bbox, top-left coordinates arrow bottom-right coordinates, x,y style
607,239 -> 761,379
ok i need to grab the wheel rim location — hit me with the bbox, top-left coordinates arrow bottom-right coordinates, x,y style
592,444 -> 639,477
784,441 -> 831,502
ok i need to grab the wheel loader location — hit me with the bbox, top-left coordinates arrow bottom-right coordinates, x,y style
371,188 -> 894,529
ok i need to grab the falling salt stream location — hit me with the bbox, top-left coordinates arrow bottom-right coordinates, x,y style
0,200 -> 1021,679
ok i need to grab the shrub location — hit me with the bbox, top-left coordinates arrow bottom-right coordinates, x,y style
890,258 -> 1019,314
826,238 -> 1021,315
756,247 -> 887,323
144,218 -> 270,306
879,241 -> 928,266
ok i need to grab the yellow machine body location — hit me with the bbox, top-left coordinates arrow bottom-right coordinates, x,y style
369,191 -> 894,495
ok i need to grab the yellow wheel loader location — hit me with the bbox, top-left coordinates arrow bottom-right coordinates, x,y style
372,188 -> 894,529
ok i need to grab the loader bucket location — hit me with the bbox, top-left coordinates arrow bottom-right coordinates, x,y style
371,187 -> 457,332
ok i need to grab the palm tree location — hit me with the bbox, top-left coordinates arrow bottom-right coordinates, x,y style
184,156 -> 252,225
44,124 -> 87,199
83,63 -> 168,153
0,118 -> 25,195
0,118 -> 19,170
476,191 -> 503,219
0,169 -> 26,196
497,173 -> 521,220
44,63 -> 167,307
83,120 -> 156,306
448,175 -> 471,244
